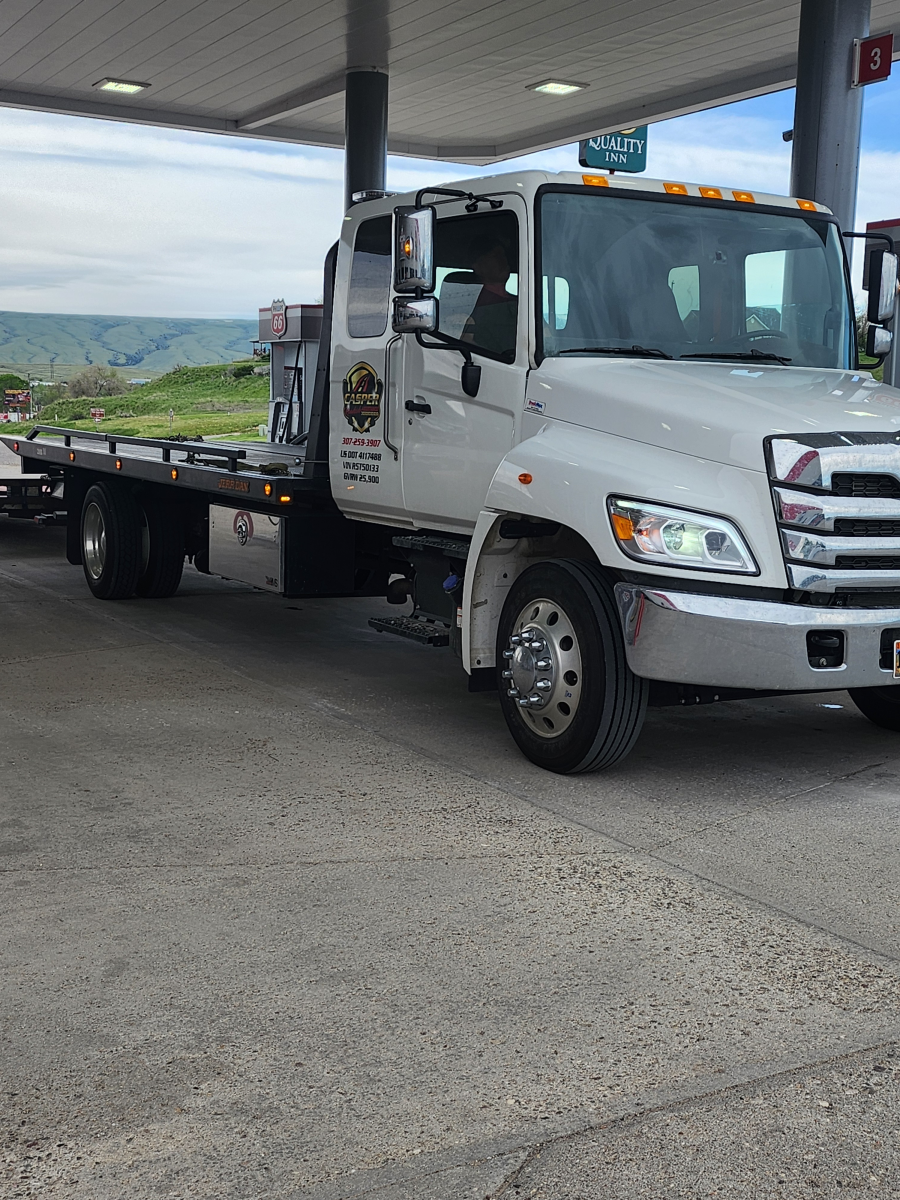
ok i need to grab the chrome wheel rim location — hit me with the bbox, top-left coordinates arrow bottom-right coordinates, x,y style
502,597 -> 583,738
83,501 -> 107,581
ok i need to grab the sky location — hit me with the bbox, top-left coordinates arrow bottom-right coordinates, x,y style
0,71 -> 897,320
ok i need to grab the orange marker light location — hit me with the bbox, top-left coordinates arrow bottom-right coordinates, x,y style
115,458 -> 122,470
264,482 -> 273,496
699,186 -> 722,199
582,174 -> 609,187
796,199 -> 817,211
171,468 -> 178,480
664,182 -> 689,195
278,493 -> 291,503
518,472 -> 533,485
12,441 -> 19,452
732,190 -> 755,203
611,512 -> 635,541
69,451 -> 75,461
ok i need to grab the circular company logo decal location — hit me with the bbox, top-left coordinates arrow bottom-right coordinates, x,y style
233,511 -> 254,545
342,361 -> 383,434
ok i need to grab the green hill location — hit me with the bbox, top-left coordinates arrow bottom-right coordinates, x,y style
0,311 -> 258,373
30,363 -> 270,442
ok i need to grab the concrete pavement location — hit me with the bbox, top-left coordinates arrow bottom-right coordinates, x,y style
2,516 -> 900,1198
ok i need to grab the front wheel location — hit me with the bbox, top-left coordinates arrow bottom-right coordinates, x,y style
496,560 -> 648,773
848,686 -> 900,732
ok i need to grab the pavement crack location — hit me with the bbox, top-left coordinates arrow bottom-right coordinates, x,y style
490,1034 -> 900,1196
644,758 -> 890,856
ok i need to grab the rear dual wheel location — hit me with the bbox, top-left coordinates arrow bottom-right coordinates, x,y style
496,560 -> 648,773
81,482 -> 184,600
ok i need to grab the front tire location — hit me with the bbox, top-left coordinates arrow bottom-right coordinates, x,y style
496,560 -> 648,773
80,482 -> 143,600
848,686 -> 900,732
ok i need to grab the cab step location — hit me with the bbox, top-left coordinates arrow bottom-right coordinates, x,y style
369,615 -> 451,646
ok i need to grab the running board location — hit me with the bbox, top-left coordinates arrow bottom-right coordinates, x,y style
368,615 -> 451,646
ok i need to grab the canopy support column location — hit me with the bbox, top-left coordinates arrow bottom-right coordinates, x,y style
790,0 -> 869,231
344,69 -> 388,212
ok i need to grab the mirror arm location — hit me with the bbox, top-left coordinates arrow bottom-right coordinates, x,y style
843,231 -> 895,252
414,185 -> 503,212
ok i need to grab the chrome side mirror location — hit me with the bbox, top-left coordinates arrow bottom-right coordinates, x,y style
394,206 -> 435,293
867,249 -> 899,324
392,295 -> 438,334
866,324 -> 893,359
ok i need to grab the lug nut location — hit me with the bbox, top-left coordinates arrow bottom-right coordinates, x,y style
510,634 -> 522,645
528,694 -> 541,704
501,669 -> 514,679
536,679 -> 552,691
536,658 -> 552,670
529,639 -> 545,652
518,697 -> 531,707
502,649 -> 515,659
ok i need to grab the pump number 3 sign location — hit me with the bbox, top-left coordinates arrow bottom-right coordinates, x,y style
853,33 -> 893,87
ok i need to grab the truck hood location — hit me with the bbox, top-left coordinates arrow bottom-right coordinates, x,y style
528,358 -> 900,472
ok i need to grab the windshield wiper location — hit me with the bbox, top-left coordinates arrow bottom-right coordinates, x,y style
680,349 -> 792,365
558,344 -> 673,359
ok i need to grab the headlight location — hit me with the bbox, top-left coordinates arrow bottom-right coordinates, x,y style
607,497 -> 758,574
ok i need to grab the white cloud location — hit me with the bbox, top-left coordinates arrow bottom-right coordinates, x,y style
0,101 -> 897,319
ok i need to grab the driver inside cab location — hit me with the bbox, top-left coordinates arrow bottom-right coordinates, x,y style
461,235 -> 518,356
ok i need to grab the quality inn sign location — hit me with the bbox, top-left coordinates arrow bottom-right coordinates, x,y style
579,126 -> 648,173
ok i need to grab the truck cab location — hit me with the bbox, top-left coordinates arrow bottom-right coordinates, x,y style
329,171 -> 900,771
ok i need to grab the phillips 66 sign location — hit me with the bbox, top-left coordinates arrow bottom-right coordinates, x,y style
270,298 -> 287,338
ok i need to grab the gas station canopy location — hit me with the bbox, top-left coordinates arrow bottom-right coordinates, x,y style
0,0 -> 898,164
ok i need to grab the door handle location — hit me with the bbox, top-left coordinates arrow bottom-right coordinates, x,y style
405,399 -> 432,414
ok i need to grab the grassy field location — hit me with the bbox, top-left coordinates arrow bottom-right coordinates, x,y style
22,362 -> 270,442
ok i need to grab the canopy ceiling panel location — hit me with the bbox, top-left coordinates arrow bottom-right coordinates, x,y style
0,0 -> 898,162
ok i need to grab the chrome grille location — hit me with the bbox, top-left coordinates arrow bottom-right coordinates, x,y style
831,473 -> 900,498
769,434 -> 900,592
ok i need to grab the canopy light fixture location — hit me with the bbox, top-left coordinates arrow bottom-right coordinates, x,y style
93,78 -> 150,94
528,80 -> 587,96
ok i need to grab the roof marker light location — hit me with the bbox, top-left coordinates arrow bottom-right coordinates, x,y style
732,190 -> 755,203
796,199 -> 817,211
93,78 -> 150,94
664,183 -> 689,195
582,174 -> 609,187
528,80 -> 587,96
699,186 -> 723,199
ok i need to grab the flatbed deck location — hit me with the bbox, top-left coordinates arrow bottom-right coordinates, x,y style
2,427 -> 329,511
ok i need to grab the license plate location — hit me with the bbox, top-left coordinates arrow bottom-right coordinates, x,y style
894,639 -> 900,679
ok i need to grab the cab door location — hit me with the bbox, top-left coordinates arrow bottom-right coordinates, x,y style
329,209 -> 410,526
400,200 -> 529,532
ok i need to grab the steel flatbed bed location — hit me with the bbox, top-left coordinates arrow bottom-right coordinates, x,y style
2,426 -> 330,512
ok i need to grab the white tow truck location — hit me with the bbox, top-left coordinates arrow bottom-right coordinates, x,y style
5,169 -> 900,773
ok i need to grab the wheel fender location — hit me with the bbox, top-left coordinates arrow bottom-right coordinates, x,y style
462,422 -> 783,670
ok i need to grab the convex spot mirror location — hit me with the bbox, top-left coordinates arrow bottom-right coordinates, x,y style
394,206 -> 435,293
866,324 -> 893,359
867,249 -> 899,325
392,296 -> 438,334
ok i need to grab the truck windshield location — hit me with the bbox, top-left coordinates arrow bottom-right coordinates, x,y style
538,190 -> 854,369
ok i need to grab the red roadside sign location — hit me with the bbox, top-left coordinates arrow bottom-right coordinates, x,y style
90,407 -> 105,420
853,32 -> 893,87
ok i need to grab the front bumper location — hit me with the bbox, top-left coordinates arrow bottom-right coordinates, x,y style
614,584 -> 900,691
